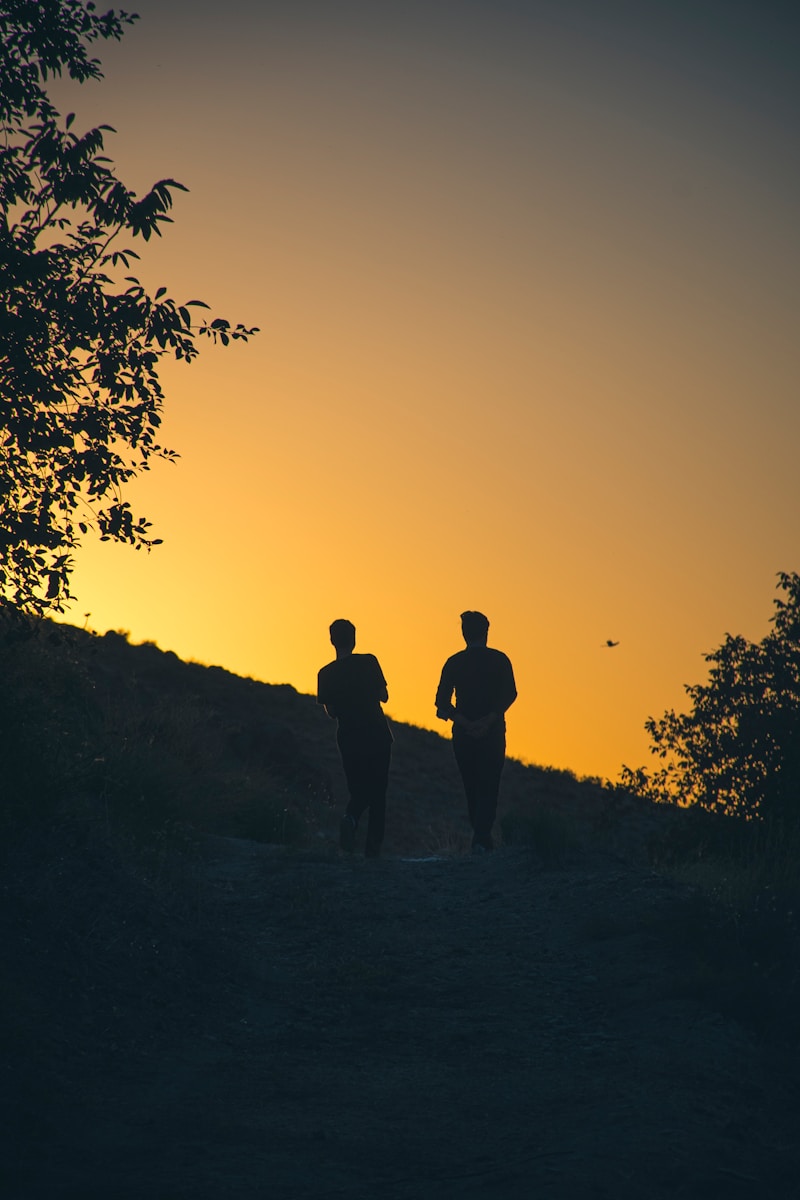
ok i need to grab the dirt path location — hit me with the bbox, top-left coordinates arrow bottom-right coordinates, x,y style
12,840 -> 800,1199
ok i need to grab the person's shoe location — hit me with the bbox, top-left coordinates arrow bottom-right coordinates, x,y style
471,839 -> 492,855
339,814 -> 356,852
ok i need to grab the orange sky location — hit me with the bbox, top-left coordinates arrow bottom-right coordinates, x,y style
55,1 -> 799,780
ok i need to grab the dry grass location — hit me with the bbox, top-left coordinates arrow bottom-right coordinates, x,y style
642,809 -> 800,1039
500,802 -> 584,865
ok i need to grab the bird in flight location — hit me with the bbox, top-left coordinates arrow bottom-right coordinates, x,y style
602,639 -> 620,648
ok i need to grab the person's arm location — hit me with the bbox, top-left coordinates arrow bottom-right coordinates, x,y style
436,661 -> 482,732
317,669 -> 338,720
435,660 -> 456,721
372,656 -> 389,704
500,656 -> 518,714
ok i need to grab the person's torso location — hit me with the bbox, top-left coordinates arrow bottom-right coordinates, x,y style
319,654 -> 389,733
448,647 -> 513,721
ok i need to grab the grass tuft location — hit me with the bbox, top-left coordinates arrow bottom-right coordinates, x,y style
500,803 -> 583,866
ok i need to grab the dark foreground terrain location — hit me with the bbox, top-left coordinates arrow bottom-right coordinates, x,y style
5,834 -> 799,1200
2,624 -> 798,1198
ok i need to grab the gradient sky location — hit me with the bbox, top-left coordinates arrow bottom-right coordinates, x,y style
54,0 -> 799,779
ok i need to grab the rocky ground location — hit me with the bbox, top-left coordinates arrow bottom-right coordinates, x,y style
6,834 -> 799,1200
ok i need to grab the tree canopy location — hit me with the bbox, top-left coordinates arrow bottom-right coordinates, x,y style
1,0 -> 257,616
622,572 -> 800,821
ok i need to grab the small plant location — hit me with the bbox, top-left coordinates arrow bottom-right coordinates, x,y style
227,798 -> 306,847
500,803 -> 582,865
422,821 -> 471,857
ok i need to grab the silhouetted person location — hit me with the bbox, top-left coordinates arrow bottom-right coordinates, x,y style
436,611 -> 517,852
317,619 -> 392,857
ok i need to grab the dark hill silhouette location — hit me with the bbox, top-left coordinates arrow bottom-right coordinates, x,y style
2,617 -> 672,858
2,619 -> 798,1197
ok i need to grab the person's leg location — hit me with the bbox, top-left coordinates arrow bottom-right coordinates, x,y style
338,734 -> 371,851
455,730 -> 505,849
471,736 -> 505,849
453,734 -> 483,841
363,740 -> 391,857
341,762 -> 370,825
339,734 -> 391,854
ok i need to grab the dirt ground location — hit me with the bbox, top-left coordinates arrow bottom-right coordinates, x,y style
7,837 -> 800,1200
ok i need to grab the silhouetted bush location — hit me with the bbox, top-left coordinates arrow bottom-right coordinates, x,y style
622,572 -> 800,822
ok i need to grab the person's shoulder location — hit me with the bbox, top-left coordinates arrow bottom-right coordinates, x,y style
487,646 -> 513,664
318,658 -> 338,680
354,652 -> 381,668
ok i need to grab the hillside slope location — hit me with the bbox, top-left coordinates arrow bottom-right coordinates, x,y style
3,619 -> 661,856
6,621 -> 796,1198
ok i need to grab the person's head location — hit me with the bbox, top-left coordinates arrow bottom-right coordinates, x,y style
329,618 -> 356,653
461,610 -> 489,647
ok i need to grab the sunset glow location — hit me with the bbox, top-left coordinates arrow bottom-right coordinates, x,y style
57,1 -> 799,779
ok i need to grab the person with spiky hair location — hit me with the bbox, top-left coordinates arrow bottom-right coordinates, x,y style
317,619 -> 393,857
436,611 -> 517,853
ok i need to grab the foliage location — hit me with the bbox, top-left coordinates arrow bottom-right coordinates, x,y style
622,572 -> 800,821
0,0 -> 257,615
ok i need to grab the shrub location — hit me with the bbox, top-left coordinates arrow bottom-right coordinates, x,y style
622,572 -> 800,822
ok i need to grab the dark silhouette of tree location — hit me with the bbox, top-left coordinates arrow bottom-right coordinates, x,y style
1,1 -> 257,616
622,572 -> 800,821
